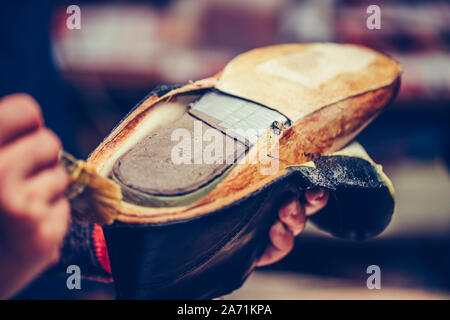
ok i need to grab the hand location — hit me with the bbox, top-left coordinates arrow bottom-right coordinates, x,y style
0,94 -> 70,299
256,189 -> 329,267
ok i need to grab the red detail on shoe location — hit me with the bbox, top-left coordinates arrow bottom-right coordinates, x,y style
92,224 -> 112,275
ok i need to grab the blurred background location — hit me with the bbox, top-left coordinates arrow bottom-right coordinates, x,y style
8,0 -> 449,299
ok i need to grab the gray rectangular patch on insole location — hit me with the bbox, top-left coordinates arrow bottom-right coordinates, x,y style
189,91 -> 290,145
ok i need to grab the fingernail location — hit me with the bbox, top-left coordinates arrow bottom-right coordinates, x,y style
310,189 -> 325,201
316,189 -> 325,199
275,222 -> 287,235
287,200 -> 300,217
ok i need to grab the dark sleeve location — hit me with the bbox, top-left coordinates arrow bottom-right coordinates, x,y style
50,221 -> 112,282
0,1 -> 80,154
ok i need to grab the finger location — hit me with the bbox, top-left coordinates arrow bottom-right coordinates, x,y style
0,94 -> 43,146
26,165 -> 70,203
305,188 -> 329,216
278,199 -> 306,236
47,197 -> 71,242
38,197 -> 71,259
41,197 -> 71,240
5,128 -> 62,177
47,197 -> 71,232
256,221 -> 294,267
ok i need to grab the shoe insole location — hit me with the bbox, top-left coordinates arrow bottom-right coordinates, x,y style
113,90 -> 290,207
113,113 -> 247,196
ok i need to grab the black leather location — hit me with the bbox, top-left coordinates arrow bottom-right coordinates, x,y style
103,156 -> 394,299
101,87 -> 394,299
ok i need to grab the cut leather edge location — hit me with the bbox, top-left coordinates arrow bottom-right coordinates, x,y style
88,82 -> 399,224
86,49 -> 400,224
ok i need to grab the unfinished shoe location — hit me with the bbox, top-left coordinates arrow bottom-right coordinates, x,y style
84,43 -> 401,299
